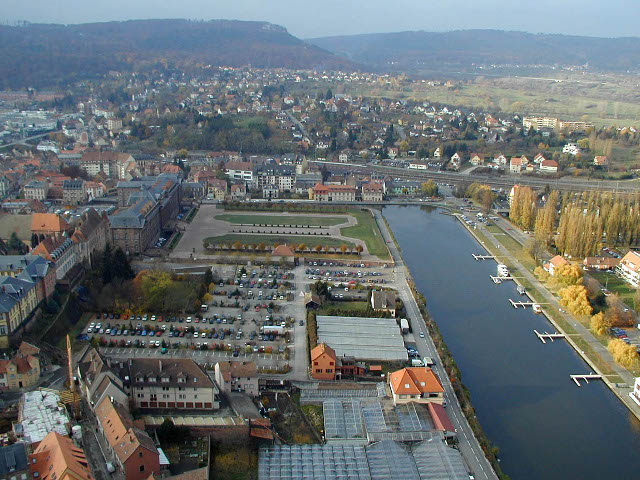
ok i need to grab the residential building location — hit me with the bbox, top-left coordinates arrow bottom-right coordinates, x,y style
126,358 -> 220,410
0,255 -> 56,302
594,156 -> 608,166
225,162 -> 254,186
76,348 -> 129,409
310,343 -> 338,381
23,181 -> 49,201
450,152 -> 462,170
262,184 -> 279,200
361,182 -> 383,202
29,432 -> 94,480
311,183 -> 356,202
389,181 -> 421,196
205,178 -> 227,200
254,164 -> 295,192
230,184 -> 247,200
32,235 -> 78,280
61,180 -> 87,206
214,361 -> 259,397
523,116 -> 558,131
371,290 -> 397,317
76,151 -> 138,180
617,250 -> 640,287
0,276 -> 39,347
583,257 -> 619,271
389,367 -> 445,405
470,153 -> 484,166
0,342 -> 41,390
0,443 -> 29,480
94,396 -> 160,480
107,118 -> 123,131
545,255 -> 570,276
562,143 -> 582,155
509,157 -> 523,174
85,181 -> 105,200
540,159 -> 559,173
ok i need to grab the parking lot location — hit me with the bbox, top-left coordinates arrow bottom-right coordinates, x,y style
84,264 -> 301,370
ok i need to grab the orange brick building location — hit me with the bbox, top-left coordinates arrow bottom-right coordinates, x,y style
310,344 -> 337,380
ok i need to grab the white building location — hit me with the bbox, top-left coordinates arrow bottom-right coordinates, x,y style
616,251 -> 640,287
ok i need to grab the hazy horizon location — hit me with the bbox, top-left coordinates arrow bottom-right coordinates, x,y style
3,0 -> 638,39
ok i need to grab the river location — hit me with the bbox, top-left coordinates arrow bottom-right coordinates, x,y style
383,205 -> 640,480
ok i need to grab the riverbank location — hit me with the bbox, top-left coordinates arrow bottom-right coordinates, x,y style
455,214 -> 640,422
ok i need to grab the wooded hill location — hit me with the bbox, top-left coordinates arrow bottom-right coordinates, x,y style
0,19 -> 356,89
308,29 -> 640,73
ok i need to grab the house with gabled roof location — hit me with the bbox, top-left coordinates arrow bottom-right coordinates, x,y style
29,432 -> 94,480
389,367 -> 444,405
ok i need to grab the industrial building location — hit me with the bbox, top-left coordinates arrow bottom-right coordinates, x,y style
316,316 -> 408,361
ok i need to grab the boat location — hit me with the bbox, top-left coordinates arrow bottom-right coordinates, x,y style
533,304 -> 542,314
517,285 -> 526,295
497,264 -> 509,277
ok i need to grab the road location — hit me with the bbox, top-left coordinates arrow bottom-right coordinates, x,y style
372,209 -> 498,480
286,111 -> 310,141
0,130 -> 60,149
311,160 -> 640,193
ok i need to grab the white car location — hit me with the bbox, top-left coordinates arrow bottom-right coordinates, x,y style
419,331 -> 425,338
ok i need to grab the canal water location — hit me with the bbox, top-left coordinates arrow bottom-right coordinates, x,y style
383,205 -> 640,480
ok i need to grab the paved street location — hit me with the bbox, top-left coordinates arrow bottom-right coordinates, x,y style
372,209 -> 498,480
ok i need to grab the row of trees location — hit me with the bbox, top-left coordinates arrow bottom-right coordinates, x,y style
205,241 -> 363,255
510,187 -> 640,257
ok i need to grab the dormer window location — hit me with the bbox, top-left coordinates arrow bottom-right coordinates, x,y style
161,377 -> 169,383
178,377 -> 185,383
193,378 -> 197,383
149,377 -> 156,383
136,376 -> 143,383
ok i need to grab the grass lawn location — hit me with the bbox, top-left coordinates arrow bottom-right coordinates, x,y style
185,207 -> 198,223
204,234 -> 355,249
215,214 -> 348,226
341,209 -> 389,259
587,270 -> 637,311
318,301 -> 371,315
168,232 -> 183,250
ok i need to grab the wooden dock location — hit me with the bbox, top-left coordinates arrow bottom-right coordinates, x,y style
509,299 -> 548,308
570,374 -> 603,387
534,330 -> 566,343
473,254 -> 495,260
490,275 -> 515,283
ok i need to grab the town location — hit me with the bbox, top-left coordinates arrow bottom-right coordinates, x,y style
0,36 -> 639,480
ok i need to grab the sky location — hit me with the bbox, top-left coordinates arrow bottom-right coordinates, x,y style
2,0 -> 638,39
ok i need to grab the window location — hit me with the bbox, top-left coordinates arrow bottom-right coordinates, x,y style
161,377 -> 169,383
315,369 -> 322,373
329,362 -> 334,366
139,452 -> 143,458
313,361 -> 318,366
326,369 -> 332,373
178,377 -> 185,383
193,378 -> 197,383
139,466 -> 145,473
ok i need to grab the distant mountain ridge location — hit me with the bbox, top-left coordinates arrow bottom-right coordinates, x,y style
308,29 -> 640,73
0,19 -> 357,89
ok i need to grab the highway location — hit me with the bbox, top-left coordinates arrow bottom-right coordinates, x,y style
311,159 -> 640,193
0,130 -> 60,149
372,209 -> 498,480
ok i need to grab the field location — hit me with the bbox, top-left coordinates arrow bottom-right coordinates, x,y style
340,209 -> 389,259
215,214 -> 347,226
204,234 -> 355,250
587,270 -> 637,310
334,76 -> 640,128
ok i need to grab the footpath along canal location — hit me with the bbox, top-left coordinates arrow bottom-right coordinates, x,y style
383,205 -> 640,480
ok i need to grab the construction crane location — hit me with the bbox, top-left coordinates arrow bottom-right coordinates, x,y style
61,334 -> 82,420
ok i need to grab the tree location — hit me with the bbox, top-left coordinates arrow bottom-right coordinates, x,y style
590,312 -> 612,336
112,247 -> 134,280
558,285 -> 593,316
297,243 -> 307,253
30,233 -> 39,249
355,245 -> 363,255
340,244 -> 348,255
635,288 -> 640,311
325,89 -> 333,100
421,180 -> 438,197
553,264 -> 583,287
101,243 -> 114,284
314,245 -> 322,253
608,339 -> 640,369
524,238 -> 545,264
